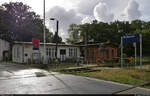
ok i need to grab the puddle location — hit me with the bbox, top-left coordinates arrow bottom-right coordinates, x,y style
13,69 -> 48,76
35,72 -> 47,77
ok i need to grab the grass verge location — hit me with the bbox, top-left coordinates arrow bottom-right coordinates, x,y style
50,64 -> 150,89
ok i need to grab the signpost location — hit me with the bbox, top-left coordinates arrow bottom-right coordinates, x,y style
32,38 -> 40,64
121,34 -> 142,68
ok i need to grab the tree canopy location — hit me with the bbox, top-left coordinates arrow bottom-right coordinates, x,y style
67,20 -> 150,56
0,2 -> 54,43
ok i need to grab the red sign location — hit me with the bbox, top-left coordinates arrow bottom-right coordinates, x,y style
32,38 -> 39,50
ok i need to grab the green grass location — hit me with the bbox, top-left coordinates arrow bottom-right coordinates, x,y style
137,56 -> 150,63
49,63 -> 81,71
143,85 -> 150,89
52,66 -> 150,89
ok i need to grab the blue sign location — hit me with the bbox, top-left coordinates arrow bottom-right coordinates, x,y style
122,34 -> 140,44
83,46 -> 88,48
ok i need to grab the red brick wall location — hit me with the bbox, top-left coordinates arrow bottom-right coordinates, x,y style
87,45 -> 118,63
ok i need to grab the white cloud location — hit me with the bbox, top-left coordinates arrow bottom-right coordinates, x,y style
76,0 -> 99,16
94,2 -> 114,22
124,0 -> 141,21
81,16 -> 94,24
46,6 -> 82,40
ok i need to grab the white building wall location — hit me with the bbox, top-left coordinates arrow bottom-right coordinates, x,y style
12,44 -> 23,63
12,43 -> 80,63
0,39 -> 10,61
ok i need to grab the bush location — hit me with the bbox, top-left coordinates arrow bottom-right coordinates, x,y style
65,58 -> 78,63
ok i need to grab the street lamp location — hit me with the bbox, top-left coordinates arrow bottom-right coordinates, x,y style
43,0 -> 46,64
50,18 -> 59,59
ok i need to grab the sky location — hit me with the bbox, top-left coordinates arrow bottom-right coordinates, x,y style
0,0 -> 150,41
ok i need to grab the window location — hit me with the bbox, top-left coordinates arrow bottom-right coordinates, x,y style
46,48 -> 49,56
52,48 -> 55,58
75,48 -> 77,57
100,51 -> 104,59
106,49 -> 109,59
13,48 -> 15,58
49,48 -> 51,57
60,49 -> 66,55
69,48 -> 77,57
46,48 -> 55,58
112,49 -> 115,58
17,47 -> 19,58
89,48 -> 94,58
69,48 -> 73,57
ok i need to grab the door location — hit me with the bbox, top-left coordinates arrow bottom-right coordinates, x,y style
60,49 -> 66,61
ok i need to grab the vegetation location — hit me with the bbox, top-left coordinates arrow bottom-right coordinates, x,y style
0,2 -> 59,43
54,66 -> 150,88
67,20 -> 150,57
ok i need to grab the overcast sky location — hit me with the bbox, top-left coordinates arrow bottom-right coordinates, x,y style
0,0 -> 150,41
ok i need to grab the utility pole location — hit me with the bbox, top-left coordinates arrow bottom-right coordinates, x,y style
43,0 -> 46,64
50,18 -> 59,60
55,20 -> 59,59
84,24 -> 88,65
121,37 -> 123,68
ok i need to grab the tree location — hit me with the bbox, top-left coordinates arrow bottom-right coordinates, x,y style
67,19 -> 150,56
0,2 -> 55,60
1,2 -> 53,42
51,33 -> 62,43
66,24 -> 81,44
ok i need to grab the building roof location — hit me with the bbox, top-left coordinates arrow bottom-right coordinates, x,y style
75,41 -> 118,47
0,38 -> 9,43
14,41 -> 79,47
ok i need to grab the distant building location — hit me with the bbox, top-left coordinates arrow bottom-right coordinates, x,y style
12,41 -> 80,63
0,39 -> 10,61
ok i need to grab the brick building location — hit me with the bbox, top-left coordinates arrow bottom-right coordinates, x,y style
80,43 -> 118,63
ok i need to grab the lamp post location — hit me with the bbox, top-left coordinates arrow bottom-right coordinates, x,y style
43,0 -> 46,64
50,18 -> 59,59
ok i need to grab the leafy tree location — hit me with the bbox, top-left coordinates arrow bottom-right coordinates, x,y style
51,33 -> 62,43
0,2 -> 53,42
66,24 -> 81,44
0,2 -> 55,60
67,19 -> 150,56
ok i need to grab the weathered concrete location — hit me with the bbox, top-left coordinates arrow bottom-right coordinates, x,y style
0,62 -> 150,94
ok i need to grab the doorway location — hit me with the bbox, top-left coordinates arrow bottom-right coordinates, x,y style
60,49 -> 66,61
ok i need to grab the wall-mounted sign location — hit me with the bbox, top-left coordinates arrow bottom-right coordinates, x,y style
32,53 -> 41,60
32,38 -> 39,50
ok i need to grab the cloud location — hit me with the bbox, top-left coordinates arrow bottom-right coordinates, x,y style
46,6 -> 82,40
81,16 -> 94,24
76,0 -> 99,16
94,2 -> 114,22
135,0 -> 150,21
124,0 -> 141,21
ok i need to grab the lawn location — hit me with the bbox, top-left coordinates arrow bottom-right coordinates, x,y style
50,64 -> 150,89
47,56 -> 150,88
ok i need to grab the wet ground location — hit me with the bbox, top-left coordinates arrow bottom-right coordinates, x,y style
0,62 -> 150,94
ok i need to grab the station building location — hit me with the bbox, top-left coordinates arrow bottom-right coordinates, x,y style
0,39 -> 10,61
12,41 -> 80,63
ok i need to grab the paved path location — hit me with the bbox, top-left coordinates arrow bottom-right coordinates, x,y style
0,62 -> 150,94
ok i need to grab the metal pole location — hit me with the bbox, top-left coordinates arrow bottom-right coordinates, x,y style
43,0 -> 46,64
55,20 -> 59,59
140,34 -> 142,69
86,25 -> 88,65
134,42 -> 137,67
121,37 -> 123,68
